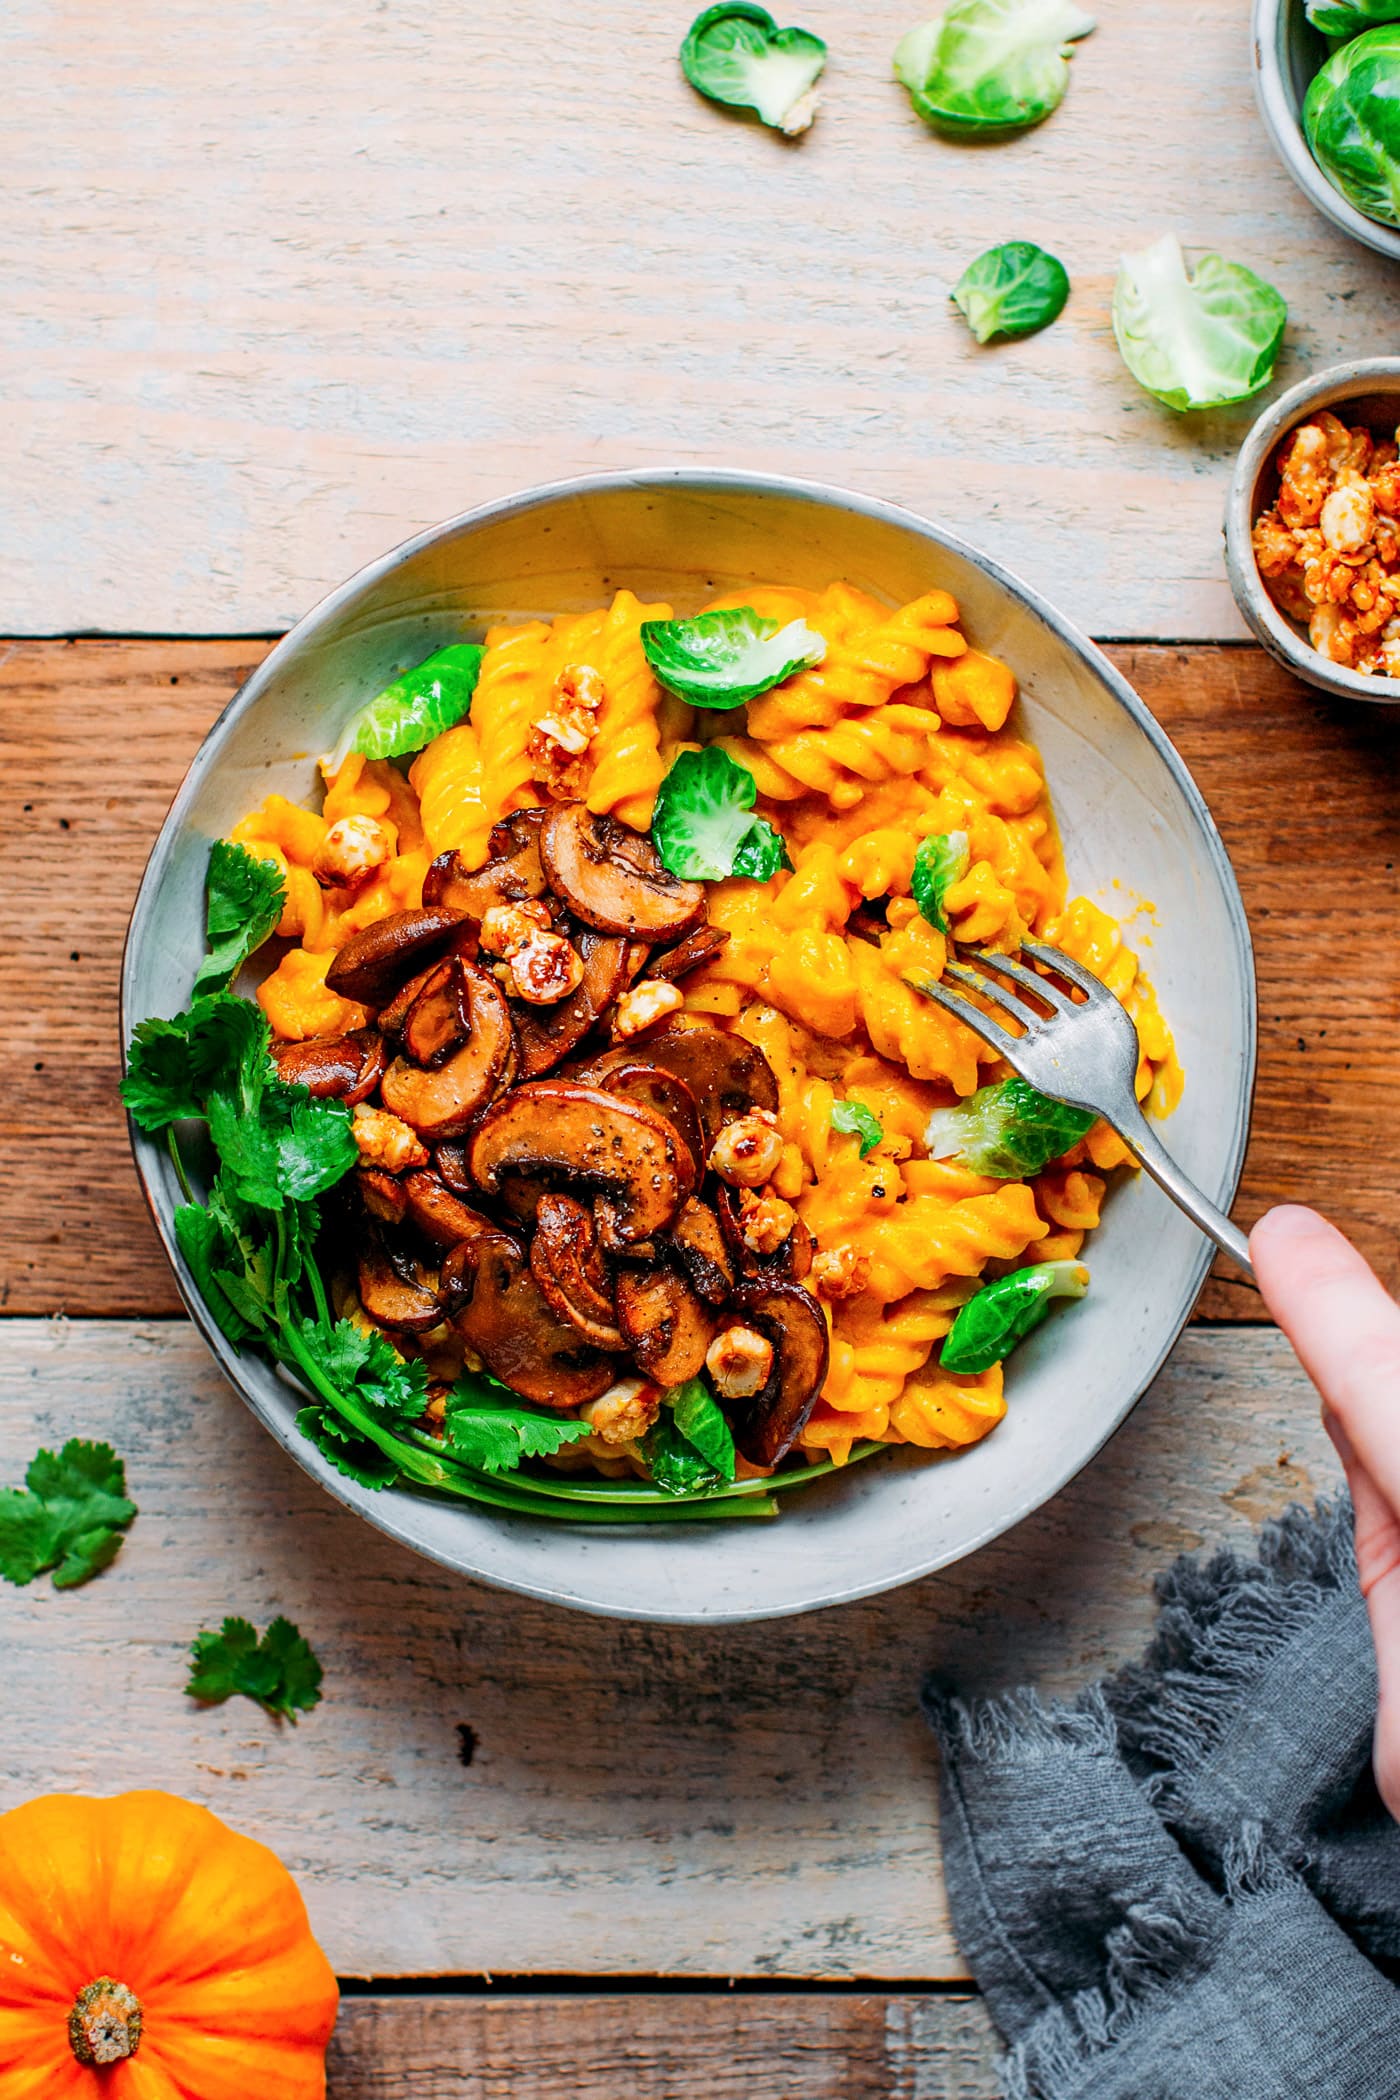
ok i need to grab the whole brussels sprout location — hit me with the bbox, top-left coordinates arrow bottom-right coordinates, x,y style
1305,25 -> 1400,226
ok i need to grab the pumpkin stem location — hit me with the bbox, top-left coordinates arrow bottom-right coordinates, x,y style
68,1977 -> 143,2066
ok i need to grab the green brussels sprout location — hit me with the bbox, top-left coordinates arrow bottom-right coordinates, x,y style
1306,0 -> 1400,36
940,1260 -> 1088,1374
894,0 -> 1095,140
641,605 -> 825,708
952,242 -> 1070,343
911,828 -> 969,933
1112,235 -> 1286,413
830,1100 -> 884,1156
919,1074 -> 1094,1179
681,2 -> 827,135
1305,26 -> 1400,226
650,746 -> 791,882
326,642 -> 484,773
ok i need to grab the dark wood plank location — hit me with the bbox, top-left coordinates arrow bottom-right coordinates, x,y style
3,638 -> 1395,1317
326,1994 -> 1000,2098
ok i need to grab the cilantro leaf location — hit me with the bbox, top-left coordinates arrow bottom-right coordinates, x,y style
911,829 -> 970,937
207,1083 -> 356,1209
191,842 -> 286,999
295,1405 -> 399,1489
295,1319 -> 430,1426
186,1614 -> 323,1721
830,1099 -> 883,1158
0,1439 -> 137,1589
174,1203 -> 260,1345
444,1380 -> 592,1473
122,994 -> 272,1131
651,747 -> 792,883
670,1380 -> 737,1481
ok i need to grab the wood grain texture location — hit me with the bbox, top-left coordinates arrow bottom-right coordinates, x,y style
6,0 -> 1400,638
326,1994 -> 1000,2098
4,637 -> 1396,1317
0,1319 -> 1336,1979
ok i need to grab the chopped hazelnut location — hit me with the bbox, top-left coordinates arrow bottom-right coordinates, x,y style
478,898 -> 554,957
811,1244 -> 871,1301
705,1325 -> 774,1399
708,1108 -> 784,1188
311,815 -> 393,890
352,1102 -> 430,1174
612,979 -> 684,1038
737,1188 -> 797,1256
526,663 -> 607,798
579,1375 -> 661,1446
501,929 -> 585,1005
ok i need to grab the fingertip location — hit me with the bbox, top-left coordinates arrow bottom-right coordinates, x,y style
1250,1204 -> 1338,1249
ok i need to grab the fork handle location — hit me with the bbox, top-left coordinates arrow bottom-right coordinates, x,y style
1108,1099 -> 1255,1279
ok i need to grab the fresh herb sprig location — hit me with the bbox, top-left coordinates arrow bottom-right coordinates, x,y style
0,1439 -> 138,1589
187,1614 -> 324,1721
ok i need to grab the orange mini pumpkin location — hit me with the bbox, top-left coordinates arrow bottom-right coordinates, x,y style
0,1790 -> 338,2098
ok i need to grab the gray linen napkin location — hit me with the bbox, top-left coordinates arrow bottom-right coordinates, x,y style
925,1498 -> 1400,2099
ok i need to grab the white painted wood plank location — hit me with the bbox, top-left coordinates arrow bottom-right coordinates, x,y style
5,0 -> 1397,639
0,1318 -> 1335,1979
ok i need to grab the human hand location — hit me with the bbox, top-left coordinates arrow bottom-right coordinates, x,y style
1251,1205 -> 1400,1822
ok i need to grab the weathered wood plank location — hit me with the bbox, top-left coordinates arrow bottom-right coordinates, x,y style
4,0 -> 1398,638
0,1319 -> 1336,1979
4,639 -> 1395,1317
326,1994 -> 1001,2098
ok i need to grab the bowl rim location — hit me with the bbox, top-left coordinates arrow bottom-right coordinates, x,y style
122,465 -> 1257,1622
1251,0 -> 1400,264
1224,358 -> 1400,705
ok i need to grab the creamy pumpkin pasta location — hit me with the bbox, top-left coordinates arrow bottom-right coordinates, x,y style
188,578 -> 1178,1515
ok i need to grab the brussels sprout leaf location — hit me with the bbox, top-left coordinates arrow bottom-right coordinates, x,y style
940,1259 -> 1088,1372
644,1398 -> 733,1496
1305,26 -> 1400,228
681,2 -> 827,134
911,828 -> 970,934
641,606 -> 825,708
327,641 -> 485,775
1112,235 -> 1286,412
191,842 -> 286,999
1306,0 -> 1400,33
896,0 -> 1095,139
922,1074 -> 1094,1179
831,1100 -> 884,1156
651,747 -> 791,882
671,1380 -> 738,1480
953,243 -> 1070,344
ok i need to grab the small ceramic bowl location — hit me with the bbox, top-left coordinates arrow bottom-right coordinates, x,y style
1253,0 -> 1400,262
1225,359 -> 1400,704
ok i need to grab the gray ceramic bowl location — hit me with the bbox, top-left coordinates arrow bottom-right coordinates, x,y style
1253,0 -> 1400,262
123,470 -> 1256,1623
1225,359 -> 1400,703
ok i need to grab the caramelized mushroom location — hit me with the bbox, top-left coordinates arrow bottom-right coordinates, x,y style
468,1082 -> 694,1243
636,1020 -> 780,1144
422,813 -> 548,921
714,1183 -> 814,1281
643,925 -> 732,984
540,803 -> 706,941
512,930 -> 630,1080
615,1263 -> 715,1388
574,1052 -> 706,1186
723,1282 -> 830,1467
380,962 -> 516,1140
357,1227 -> 442,1335
441,1229 -> 614,1409
666,1197 -> 735,1305
402,956 -> 473,1068
357,1164 -> 408,1226
402,1170 -> 496,1249
325,907 -> 466,1008
529,1192 -> 626,1350
272,1029 -> 385,1106
433,1142 -> 474,1196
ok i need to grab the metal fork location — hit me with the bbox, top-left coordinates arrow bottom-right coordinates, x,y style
910,942 -> 1253,1277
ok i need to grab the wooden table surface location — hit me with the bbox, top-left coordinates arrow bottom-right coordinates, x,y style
5,1 -> 1398,2092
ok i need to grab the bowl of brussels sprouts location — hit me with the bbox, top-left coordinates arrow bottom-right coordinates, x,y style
1253,0 -> 1400,259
